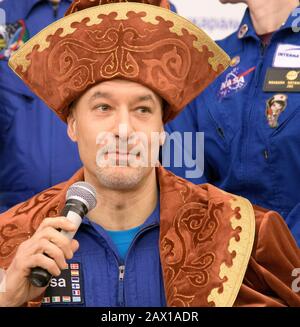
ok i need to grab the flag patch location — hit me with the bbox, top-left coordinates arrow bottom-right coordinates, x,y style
42,262 -> 83,305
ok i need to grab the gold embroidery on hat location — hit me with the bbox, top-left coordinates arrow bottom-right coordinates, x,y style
46,20 -> 191,99
10,3 -> 229,73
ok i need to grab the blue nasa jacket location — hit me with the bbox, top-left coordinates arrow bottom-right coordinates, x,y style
0,0 -> 82,213
41,202 -> 166,307
165,7 -> 300,245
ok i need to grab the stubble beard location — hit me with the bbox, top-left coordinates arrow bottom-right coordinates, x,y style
95,165 -> 148,190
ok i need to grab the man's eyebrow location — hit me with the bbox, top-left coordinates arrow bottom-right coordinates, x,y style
88,92 -> 156,104
136,95 -> 155,103
89,91 -> 112,103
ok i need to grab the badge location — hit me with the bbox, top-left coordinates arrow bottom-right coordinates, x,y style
0,19 -> 29,60
230,56 -> 240,67
42,262 -> 84,305
238,24 -> 248,39
218,66 -> 255,100
263,68 -> 300,92
265,94 -> 288,128
273,44 -> 300,68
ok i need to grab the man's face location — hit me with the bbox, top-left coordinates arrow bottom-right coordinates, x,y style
67,79 -> 164,190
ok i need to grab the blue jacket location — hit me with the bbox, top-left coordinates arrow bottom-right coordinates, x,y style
0,0 -> 82,213
165,7 -> 300,245
42,203 -> 166,307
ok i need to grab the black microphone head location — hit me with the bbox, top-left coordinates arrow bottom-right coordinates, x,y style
66,182 -> 97,211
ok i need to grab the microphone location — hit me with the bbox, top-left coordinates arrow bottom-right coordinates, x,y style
29,182 -> 97,287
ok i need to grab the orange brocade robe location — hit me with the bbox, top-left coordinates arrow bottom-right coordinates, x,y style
0,167 -> 299,307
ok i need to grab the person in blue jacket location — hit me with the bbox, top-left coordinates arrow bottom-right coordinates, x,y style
164,0 -> 300,245
0,0 -> 83,213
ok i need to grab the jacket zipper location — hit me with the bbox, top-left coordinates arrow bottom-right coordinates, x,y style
115,223 -> 158,307
117,265 -> 125,306
241,40 -> 268,183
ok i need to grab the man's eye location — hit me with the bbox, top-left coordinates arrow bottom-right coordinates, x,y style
136,107 -> 151,114
95,105 -> 110,112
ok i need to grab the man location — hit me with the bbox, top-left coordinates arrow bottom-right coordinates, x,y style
0,0 -> 82,213
0,0 -> 176,213
164,0 -> 300,246
0,0 -> 299,307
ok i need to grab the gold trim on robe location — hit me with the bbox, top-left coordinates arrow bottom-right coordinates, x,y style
207,194 -> 255,306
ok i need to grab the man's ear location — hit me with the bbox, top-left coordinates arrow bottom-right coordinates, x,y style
67,113 -> 78,142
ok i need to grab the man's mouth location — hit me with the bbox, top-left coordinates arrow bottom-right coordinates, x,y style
96,143 -> 147,168
105,151 -> 140,155
103,151 -> 142,161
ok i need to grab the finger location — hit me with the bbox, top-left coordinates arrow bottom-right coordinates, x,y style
37,239 -> 68,270
71,239 -> 79,253
37,228 -> 75,260
37,217 -> 77,233
27,253 -> 61,277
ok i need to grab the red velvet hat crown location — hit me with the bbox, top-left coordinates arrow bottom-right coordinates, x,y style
9,0 -> 230,123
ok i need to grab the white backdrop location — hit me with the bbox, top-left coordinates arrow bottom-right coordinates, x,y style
171,0 -> 247,40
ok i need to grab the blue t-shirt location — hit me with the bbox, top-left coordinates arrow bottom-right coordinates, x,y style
105,226 -> 142,261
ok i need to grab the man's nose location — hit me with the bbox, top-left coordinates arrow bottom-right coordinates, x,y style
113,110 -> 134,140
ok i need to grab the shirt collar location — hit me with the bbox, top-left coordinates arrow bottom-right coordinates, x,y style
237,5 -> 300,40
236,8 -> 258,40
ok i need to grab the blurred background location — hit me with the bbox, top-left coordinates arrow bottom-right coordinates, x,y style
172,0 -> 247,40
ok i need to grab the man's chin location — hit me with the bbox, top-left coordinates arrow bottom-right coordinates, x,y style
95,165 -> 148,190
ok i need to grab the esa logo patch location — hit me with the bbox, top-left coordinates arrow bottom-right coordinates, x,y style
0,19 -> 29,60
42,262 -> 84,305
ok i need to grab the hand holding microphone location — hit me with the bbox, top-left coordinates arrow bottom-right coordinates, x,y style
0,182 -> 97,307
29,182 -> 97,287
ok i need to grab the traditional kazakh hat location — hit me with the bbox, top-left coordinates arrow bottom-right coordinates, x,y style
8,0 -> 230,123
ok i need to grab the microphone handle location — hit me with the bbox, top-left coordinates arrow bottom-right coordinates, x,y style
29,202 -> 86,288
29,266 -> 53,288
